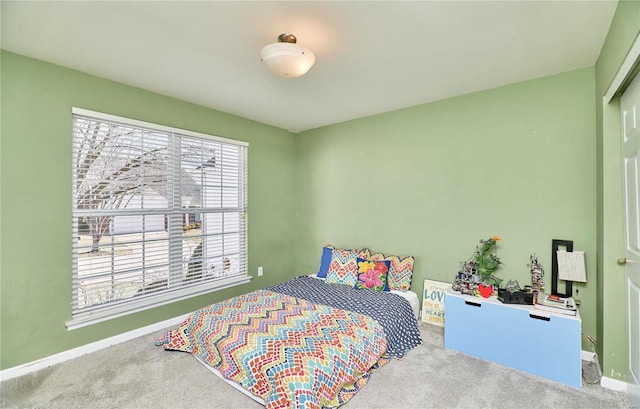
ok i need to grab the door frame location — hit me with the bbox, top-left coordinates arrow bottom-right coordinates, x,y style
604,33 -> 640,103
602,33 -> 640,396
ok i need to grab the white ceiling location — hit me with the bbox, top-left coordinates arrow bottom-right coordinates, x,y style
1,1 -> 618,132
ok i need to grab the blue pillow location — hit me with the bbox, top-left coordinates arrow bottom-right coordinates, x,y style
317,246 -> 333,278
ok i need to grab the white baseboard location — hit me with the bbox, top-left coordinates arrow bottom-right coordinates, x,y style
0,313 -> 189,382
581,350 -> 596,361
580,350 -> 629,392
600,376 -> 629,393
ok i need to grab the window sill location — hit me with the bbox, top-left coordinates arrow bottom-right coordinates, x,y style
66,274 -> 252,331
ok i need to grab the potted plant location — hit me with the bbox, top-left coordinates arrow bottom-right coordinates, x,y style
474,236 -> 503,287
452,236 -> 503,297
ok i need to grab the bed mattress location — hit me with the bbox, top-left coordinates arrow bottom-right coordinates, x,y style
391,289 -> 420,320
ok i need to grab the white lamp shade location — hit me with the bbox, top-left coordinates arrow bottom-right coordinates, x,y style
260,42 -> 315,78
557,250 -> 587,283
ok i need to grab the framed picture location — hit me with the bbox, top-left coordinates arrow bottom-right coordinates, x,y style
421,279 -> 451,327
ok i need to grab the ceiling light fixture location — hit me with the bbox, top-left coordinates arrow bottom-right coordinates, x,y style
260,33 -> 315,78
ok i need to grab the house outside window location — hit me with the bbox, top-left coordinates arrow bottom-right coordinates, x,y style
68,108 -> 249,329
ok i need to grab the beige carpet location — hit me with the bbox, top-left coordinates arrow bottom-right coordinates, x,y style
0,322 -> 630,409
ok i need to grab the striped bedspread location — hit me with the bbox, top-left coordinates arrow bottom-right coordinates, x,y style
157,289 -> 388,409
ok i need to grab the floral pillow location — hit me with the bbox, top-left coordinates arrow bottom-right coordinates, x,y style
369,252 -> 415,291
354,258 -> 391,292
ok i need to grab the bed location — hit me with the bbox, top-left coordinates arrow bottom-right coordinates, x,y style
157,275 -> 422,409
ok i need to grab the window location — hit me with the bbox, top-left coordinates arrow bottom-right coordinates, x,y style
68,108 -> 249,329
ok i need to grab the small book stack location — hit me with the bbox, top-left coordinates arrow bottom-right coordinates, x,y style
534,294 -> 578,316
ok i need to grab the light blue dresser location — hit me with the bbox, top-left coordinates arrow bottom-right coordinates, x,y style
444,292 -> 582,388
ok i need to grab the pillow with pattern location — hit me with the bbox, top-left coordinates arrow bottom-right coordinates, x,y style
369,252 -> 415,291
319,244 -> 370,280
325,248 -> 369,286
354,258 -> 391,292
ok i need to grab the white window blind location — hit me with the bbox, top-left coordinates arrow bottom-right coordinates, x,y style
68,108 -> 249,329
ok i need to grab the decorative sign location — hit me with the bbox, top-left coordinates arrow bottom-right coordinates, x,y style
421,279 -> 451,327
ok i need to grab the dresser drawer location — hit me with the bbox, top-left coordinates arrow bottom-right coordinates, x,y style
444,292 -> 581,387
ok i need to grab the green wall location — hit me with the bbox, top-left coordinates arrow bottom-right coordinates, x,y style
295,67 -> 599,351
0,51 -> 297,370
1,1 -> 638,384
595,0 -> 640,382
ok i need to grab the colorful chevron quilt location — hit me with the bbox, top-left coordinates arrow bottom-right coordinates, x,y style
267,276 -> 422,358
157,289 -> 388,409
